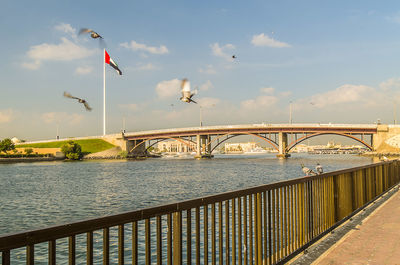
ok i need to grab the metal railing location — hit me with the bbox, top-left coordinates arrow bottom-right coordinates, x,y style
1,161 -> 399,264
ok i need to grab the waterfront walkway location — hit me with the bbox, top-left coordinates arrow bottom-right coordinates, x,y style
292,184 -> 400,264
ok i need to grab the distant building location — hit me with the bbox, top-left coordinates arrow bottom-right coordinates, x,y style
158,140 -> 196,153
11,137 -> 21,144
224,142 -> 259,153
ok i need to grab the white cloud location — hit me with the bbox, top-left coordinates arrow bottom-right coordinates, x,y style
136,63 -> 156,71
210,43 -> 235,61
21,60 -> 41,70
386,12 -> 400,24
280,91 -> 292,97
199,64 -> 217,74
260,87 -> 275,94
251,33 -> 291,48
304,84 -> 375,108
379,78 -> 400,91
241,95 -> 278,110
198,97 -> 220,108
75,66 -> 93,75
27,37 -> 93,61
0,109 -> 13,123
41,112 -> 84,125
155,79 -> 181,98
22,37 -> 95,70
121,41 -> 169,54
54,23 -> 77,39
199,80 -> 213,91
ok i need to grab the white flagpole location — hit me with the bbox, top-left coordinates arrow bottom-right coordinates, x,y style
103,49 -> 106,136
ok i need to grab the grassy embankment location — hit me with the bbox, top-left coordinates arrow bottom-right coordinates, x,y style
17,139 -> 115,155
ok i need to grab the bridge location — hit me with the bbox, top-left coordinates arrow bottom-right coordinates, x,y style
103,123 -> 400,158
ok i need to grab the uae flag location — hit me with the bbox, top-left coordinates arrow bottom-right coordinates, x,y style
105,50 -> 122,75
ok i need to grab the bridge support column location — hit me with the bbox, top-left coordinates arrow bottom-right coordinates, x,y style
125,139 -> 147,158
195,135 -> 213,159
277,132 -> 290,158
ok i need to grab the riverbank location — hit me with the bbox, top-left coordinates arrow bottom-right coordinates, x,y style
0,157 -> 64,163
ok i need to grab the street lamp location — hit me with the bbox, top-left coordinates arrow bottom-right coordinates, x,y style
200,104 -> 215,127
289,101 -> 293,124
200,105 -> 203,127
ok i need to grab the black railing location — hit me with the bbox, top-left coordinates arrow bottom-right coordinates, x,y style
1,161 -> 399,264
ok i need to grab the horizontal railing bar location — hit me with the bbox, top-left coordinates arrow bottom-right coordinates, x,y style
0,161 -> 393,250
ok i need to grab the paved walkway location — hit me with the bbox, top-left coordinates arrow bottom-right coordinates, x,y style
313,185 -> 400,264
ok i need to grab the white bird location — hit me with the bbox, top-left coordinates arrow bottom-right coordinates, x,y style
180,79 -> 197,104
301,163 -> 316,176
315,163 -> 323,175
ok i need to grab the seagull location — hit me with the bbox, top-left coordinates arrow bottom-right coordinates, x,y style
301,163 -> 316,176
63,92 -> 92,111
79,28 -> 105,47
315,163 -> 323,175
180,78 -> 197,104
79,28 -> 103,39
232,55 -> 237,59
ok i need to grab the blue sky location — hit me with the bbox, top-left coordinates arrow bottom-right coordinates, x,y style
2,0 -> 400,140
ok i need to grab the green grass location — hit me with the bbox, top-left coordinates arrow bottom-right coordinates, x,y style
16,139 -> 115,154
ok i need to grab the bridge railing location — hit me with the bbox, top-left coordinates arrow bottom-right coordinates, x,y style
1,161 -> 399,264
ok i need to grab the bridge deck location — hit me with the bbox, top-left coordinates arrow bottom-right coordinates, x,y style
123,123 -> 378,140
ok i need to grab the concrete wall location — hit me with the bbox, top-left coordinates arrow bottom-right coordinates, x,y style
373,125 -> 400,152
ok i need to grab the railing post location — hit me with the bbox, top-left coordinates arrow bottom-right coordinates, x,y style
256,193 -> 262,264
173,211 -> 182,265
2,250 -> 10,265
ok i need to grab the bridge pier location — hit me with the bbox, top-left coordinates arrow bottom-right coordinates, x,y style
277,132 -> 291,158
195,135 -> 213,159
125,139 -> 147,158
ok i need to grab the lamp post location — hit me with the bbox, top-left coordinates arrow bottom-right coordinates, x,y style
200,105 -> 203,127
289,101 -> 293,124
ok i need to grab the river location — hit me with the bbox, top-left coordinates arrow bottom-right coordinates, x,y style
0,153 -> 373,236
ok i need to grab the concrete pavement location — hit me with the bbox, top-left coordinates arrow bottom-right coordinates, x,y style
291,184 -> 400,265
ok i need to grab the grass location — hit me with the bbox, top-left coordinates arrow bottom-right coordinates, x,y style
16,139 -> 115,154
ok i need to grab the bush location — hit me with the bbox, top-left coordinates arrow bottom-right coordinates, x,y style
24,148 -> 33,155
118,150 -> 128,158
61,141 -> 82,160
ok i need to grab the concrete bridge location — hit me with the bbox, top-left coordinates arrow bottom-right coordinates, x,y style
104,123 -> 400,158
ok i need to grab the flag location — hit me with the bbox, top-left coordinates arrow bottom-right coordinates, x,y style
105,50 -> 122,75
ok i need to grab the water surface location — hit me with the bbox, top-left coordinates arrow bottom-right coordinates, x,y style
0,153 -> 373,236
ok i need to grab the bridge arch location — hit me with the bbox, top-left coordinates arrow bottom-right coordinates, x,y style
129,136 -> 196,153
286,132 -> 373,153
208,132 -> 279,153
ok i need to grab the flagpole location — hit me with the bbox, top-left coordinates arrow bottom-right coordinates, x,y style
103,48 -> 106,136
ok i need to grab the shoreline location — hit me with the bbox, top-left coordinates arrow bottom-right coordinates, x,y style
0,157 -> 64,163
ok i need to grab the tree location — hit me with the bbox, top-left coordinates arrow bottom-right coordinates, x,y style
0,138 -> 15,154
61,141 -> 82,160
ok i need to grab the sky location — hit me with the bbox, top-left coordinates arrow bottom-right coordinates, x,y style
2,0 -> 400,141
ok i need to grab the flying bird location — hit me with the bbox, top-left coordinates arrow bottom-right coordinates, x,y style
79,28 -> 103,39
301,163 -> 316,176
79,28 -> 105,47
63,92 -> 92,111
180,79 -> 197,104
232,55 -> 237,59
